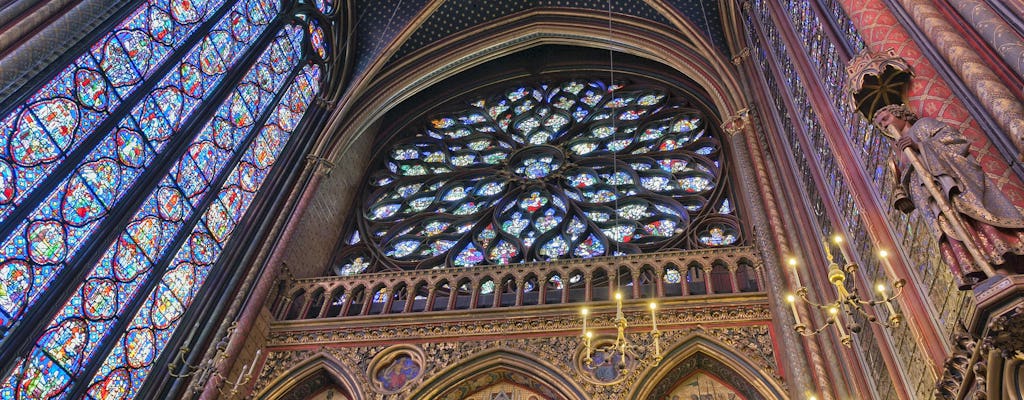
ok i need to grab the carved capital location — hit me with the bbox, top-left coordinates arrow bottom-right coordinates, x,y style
984,305 -> 1024,359
721,107 -> 751,136
314,96 -> 336,110
730,48 -> 750,66
306,154 -> 335,177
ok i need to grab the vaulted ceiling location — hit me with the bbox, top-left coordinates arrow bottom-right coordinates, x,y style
347,0 -> 732,78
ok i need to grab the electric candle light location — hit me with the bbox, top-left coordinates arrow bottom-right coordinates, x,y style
876,248 -> 901,287
877,283 -> 899,316
784,233 -> 906,347
788,257 -> 801,286
833,234 -> 853,264
581,308 -> 589,337
787,294 -> 803,327
614,291 -> 623,321
649,302 -> 658,331
830,307 -> 849,340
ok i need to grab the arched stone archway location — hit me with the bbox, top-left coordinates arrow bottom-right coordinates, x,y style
255,352 -> 363,400
411,349 -> 587,400
631,334 -> 788,399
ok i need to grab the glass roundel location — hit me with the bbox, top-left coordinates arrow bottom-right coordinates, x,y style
358,79 -> 739,269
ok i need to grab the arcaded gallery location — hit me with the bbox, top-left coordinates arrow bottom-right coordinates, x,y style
0,0 -> 1022,398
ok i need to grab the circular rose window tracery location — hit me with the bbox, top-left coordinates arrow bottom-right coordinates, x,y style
344,79 -> 742,272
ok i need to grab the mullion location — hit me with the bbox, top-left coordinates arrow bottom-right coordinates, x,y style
68,49 -> 307,400
0,0 -> 240,240
144,93 -> 329,399
0,9 -> 285,381
0,0 -> 145,114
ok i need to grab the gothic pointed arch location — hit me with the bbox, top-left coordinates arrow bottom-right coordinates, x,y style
256,352 -> 363,400
630,334 -> 788,399
411,349 -> 588,400
313,7 -> 748,180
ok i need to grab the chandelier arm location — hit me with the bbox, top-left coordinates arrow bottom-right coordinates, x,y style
848,300 -> 882,322
800,297 -> 839,311
798,320 -> 837,337
795,291 -> 831,309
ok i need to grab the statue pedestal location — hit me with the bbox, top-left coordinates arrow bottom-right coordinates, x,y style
970,275 -> 1024,362
970,274 -> 1024,341
935,275 -> 1024,399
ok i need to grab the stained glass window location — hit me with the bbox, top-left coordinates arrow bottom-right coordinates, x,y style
0,0 -> 332,397
342,79 -> 742,273
0,0 -> 278,332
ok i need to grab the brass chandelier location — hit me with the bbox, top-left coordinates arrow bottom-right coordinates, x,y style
579,291 -> 662,375
786,235 -> 906,346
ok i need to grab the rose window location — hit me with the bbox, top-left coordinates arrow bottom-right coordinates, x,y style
341,79 -> 742,272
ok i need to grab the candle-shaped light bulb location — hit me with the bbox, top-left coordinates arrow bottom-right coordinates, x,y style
829,307 -> 838,315
787,294 -> 803,327
584,330 -> 593,359
788,257 -> 801,285
614,292 -> 623,320
649,302 -> 658,331
581,308 -> 589,337
834,311 -> 848,338
879,250 -> 888,258
240,348 -> 261,383
833,234 -> 853,263
876,283 -> 887,295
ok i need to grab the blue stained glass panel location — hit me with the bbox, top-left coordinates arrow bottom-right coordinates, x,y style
0,0 -> 228,221
0,0 -> 279,335
0,24 -> 304,398
355,79 -> 740,271
87,64 -> 321,399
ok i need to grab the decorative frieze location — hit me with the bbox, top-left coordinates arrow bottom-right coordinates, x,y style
253,323 -> 780,399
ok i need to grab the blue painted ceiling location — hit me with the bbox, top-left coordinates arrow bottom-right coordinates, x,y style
350,0 -> 730,76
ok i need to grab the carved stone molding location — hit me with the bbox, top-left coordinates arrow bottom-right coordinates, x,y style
252,324 -> 780,399
935,334 -> 977,398
268,299 -> 772,346
984,304 -> 1024,360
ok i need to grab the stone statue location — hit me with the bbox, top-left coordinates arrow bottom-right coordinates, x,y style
874,104 -> 1024,289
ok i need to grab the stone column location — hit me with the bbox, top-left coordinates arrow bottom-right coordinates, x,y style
896,0 -> 1024,161
723,105 -> 817,397
727,264 -> 740,293
947,0 -> 1024,79
424,286 -> 437,312
838,0 -> 1024,205
701,265 -> 714,294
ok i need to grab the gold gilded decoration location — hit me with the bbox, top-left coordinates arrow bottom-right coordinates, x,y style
731,47 -> 750,66
252,324 -> 779,399
267,300 -> 772,346
721,107 -> 752,136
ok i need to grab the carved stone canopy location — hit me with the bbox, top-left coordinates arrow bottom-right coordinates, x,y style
845,49 -> 913,120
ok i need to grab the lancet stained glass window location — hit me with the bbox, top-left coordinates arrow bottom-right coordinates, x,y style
0,0 -> 333,398
340,79 -> 742,273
